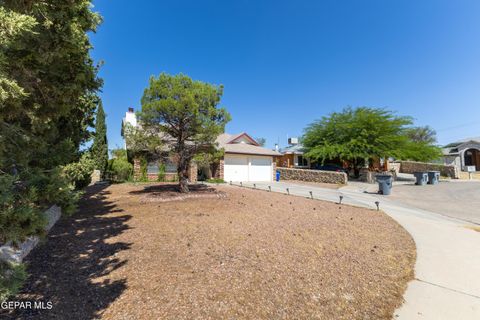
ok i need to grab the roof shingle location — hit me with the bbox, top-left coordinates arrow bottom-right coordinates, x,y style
216,133 -> 281,156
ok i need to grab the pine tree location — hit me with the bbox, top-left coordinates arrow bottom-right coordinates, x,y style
140,73 -> 231,193
92,102 -> 108,178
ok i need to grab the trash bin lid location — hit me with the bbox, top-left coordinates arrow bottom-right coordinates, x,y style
376,175 -> 393,182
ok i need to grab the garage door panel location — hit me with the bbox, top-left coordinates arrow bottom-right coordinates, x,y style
224,155 -> 248,182
249,156 -> 272,182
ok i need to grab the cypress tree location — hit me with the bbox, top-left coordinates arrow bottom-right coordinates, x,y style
92,101 -> 108,178
0,1 -> 103,299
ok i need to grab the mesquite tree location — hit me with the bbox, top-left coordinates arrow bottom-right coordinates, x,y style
140,73 -> 230,193
303,107 -> 441,175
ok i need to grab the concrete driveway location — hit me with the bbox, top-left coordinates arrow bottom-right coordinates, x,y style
230,180 -> 480,319
388,181 -> 480,224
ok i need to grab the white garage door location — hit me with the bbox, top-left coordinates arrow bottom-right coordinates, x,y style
249,156 -> 272,182
224,155 -> 272,182
224,155 -> 249,182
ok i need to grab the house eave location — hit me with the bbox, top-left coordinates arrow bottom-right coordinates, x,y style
225,151 -> 281,157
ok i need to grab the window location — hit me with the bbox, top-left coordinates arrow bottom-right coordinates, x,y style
165,160 -> 177,173
297,155 -> 308,167
147,162 -> 159,174
147,159 -> 178,174
465,150 -> 474,166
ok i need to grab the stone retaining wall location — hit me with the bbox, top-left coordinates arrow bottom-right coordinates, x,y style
397,161 -> 458,179
277,167 -> 347,184
0,205 -> 61,264
91,169 -> 101,184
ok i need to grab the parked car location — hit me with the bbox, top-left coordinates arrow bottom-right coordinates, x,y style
315,164 -> 349,174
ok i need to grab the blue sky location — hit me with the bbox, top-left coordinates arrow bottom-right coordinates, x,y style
90,0 -> 480,150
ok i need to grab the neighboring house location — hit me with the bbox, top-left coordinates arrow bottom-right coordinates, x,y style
121,108 -> 281,182
276,138 -> 311,168
442,137 -> 480,172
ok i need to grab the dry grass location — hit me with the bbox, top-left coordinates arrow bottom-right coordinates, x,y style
10,183 -> 415,320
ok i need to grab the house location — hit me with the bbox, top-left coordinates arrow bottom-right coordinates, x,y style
122,108 -> 281,182
121,108 -> 189,182
121,107 -> 137,149
275,138 -> 312,168
442,137 -> 480,172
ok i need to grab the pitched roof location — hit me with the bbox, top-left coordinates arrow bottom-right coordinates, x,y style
216,133 -> 281,156
442,147 -> 459,156
444,136 -> 480,148
280,143 -> 305,154
225,132 -> 259,145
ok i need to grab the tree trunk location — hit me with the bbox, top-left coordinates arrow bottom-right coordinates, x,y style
211,162 -> 219,178
353,158 -> 360,178
179,175 -> 189,193
177,158 -> 190,193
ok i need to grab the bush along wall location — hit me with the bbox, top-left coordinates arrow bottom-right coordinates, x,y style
157,163 -> 166,182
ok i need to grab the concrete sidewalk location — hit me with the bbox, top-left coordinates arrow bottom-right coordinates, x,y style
229,181 -> 480,319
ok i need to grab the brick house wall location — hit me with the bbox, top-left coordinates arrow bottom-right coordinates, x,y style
214,159 -> 224,179
146,173 -> 178,182
188,162 -> 198,182
276,154 -> 294,168
133,158 -> 141,179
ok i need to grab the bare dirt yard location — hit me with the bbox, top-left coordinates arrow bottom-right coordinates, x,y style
8,183 -> 415,320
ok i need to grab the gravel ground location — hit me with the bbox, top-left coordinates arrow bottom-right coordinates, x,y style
7,183 -> 415,320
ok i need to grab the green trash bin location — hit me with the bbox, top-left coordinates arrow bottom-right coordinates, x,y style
376,174 -> 393,195
428,171 -> 440,185
413,172 -> 428,185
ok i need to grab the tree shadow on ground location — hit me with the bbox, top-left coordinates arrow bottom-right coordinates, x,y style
4,184 -> 132,320
129,183 -> 217,195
